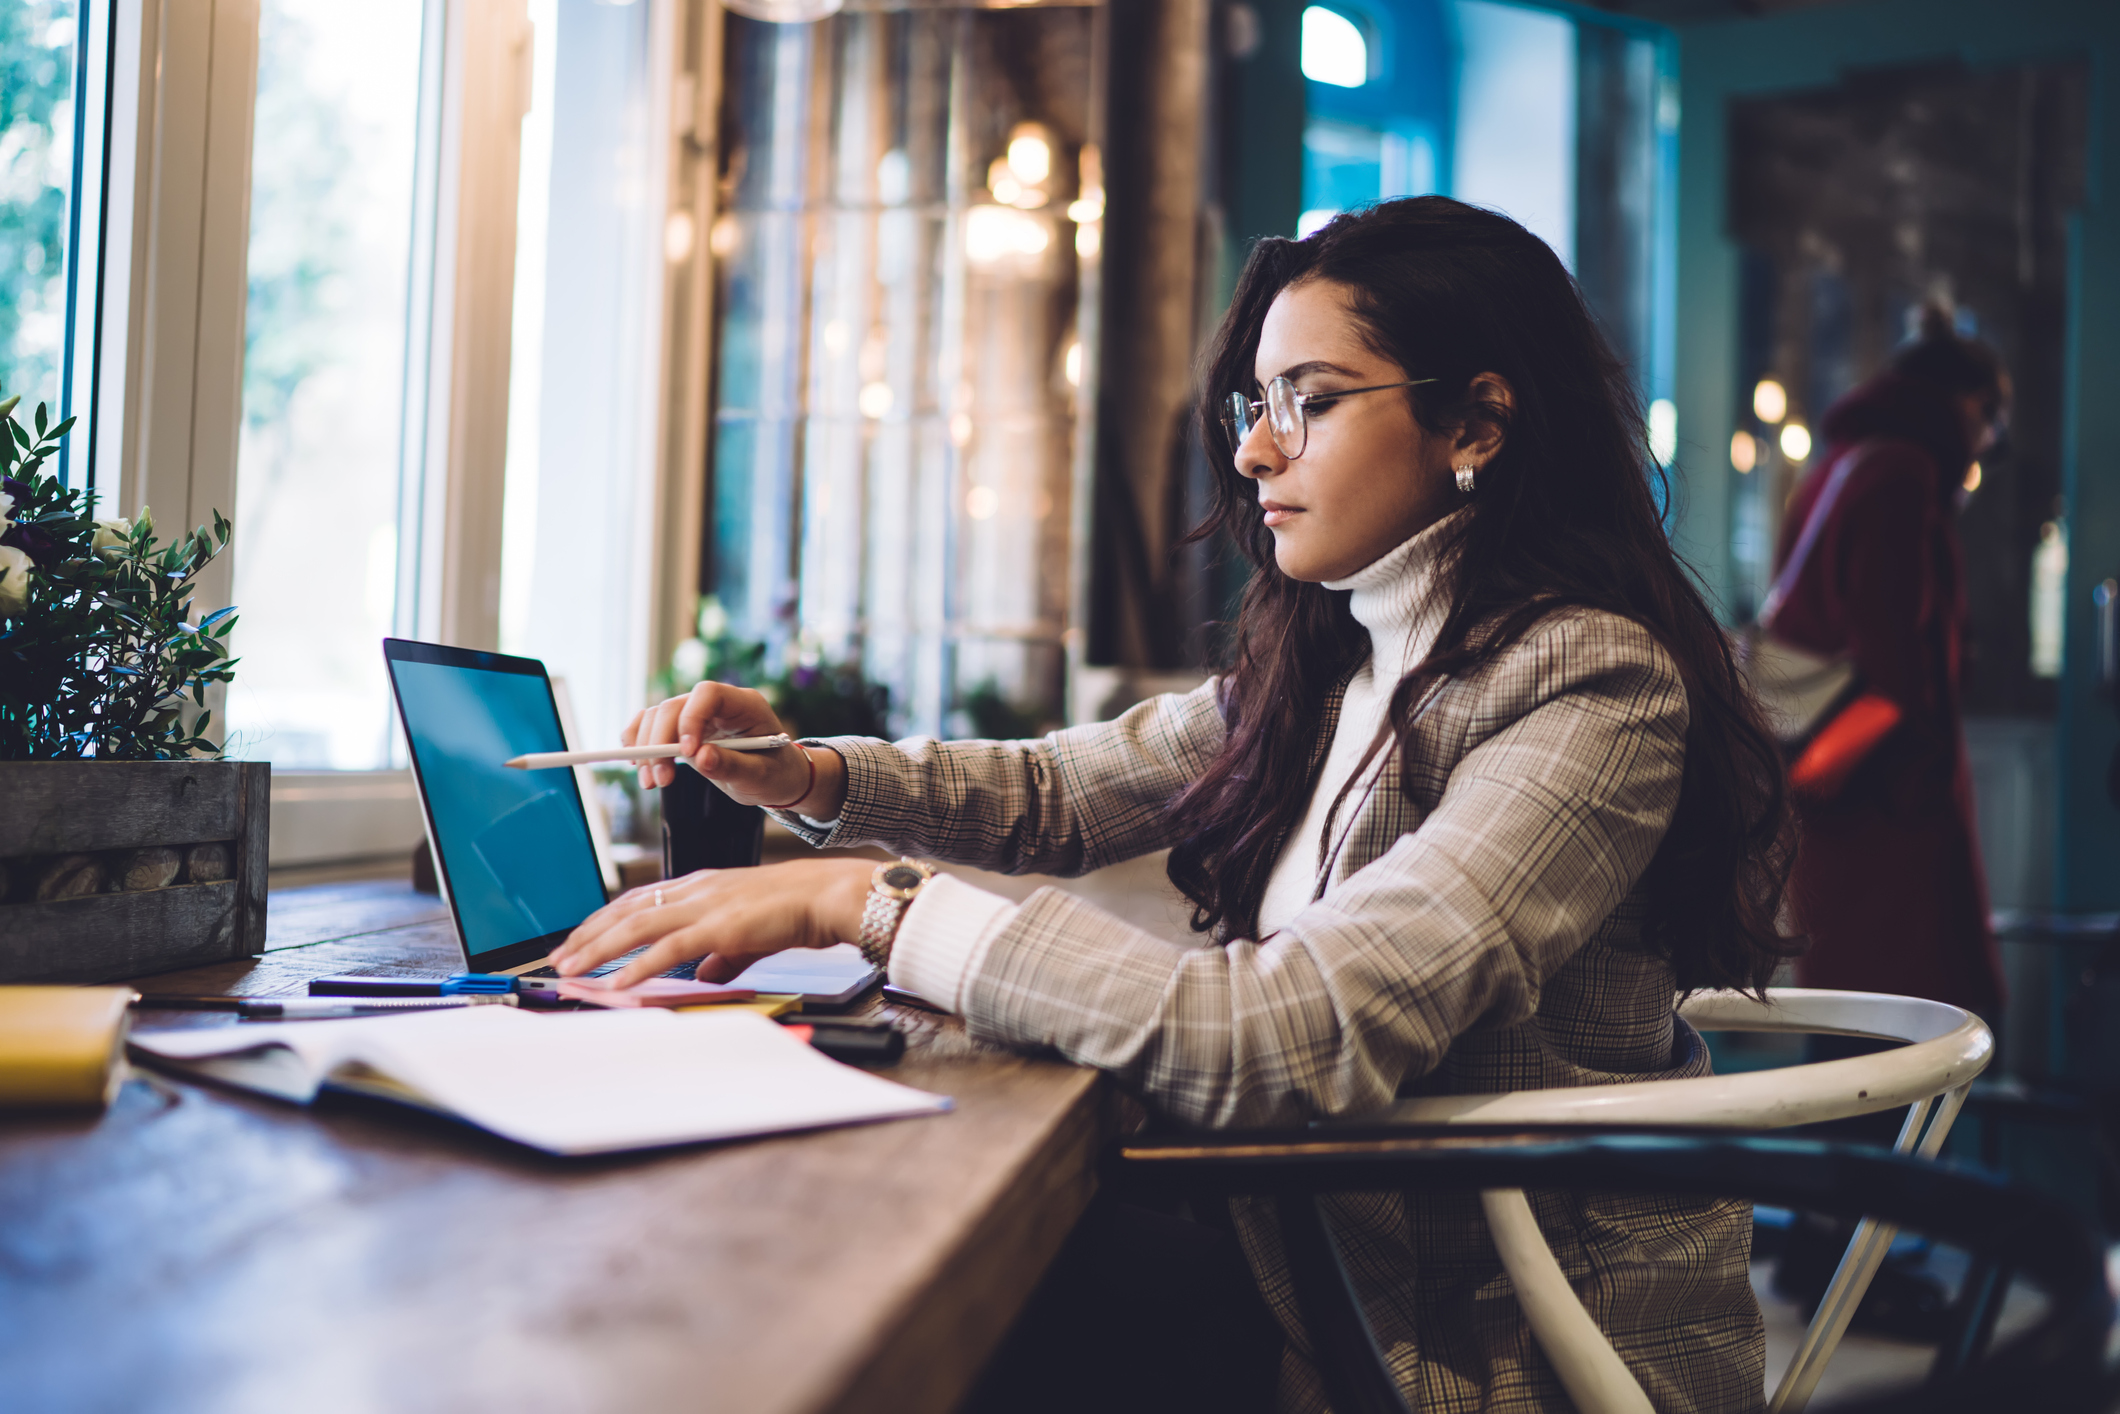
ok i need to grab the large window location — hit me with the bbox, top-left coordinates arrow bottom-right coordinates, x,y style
224,0 -> 429,770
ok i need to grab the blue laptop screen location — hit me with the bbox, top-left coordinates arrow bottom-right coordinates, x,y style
389,655 -> 607,963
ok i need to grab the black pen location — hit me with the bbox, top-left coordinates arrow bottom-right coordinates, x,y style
134,995 -> 508,1018
237,997 -> 494,1019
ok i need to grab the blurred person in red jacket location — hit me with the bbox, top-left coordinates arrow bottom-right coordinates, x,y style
1772,304 -> 2009,1021
1763,307 -> 2010,1338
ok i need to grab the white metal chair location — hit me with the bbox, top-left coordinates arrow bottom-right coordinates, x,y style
1363,987 -> 1994,1414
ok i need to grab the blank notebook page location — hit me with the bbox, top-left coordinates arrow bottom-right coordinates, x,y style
132,1007 -> 950,1156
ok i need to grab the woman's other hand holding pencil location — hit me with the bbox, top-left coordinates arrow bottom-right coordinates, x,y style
625,681 -> 848,820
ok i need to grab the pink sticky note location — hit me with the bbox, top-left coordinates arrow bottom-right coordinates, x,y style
556,976 -> 758,1009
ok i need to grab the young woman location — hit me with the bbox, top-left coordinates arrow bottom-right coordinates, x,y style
552,197 -> 1794,1413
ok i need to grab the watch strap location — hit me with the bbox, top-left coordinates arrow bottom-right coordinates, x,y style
857,858 -> 934,969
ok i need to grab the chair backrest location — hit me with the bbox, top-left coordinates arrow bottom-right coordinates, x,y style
1331,988 -> 1997,1414
1370,988 -> 1991,1132
1111,1130 -> 2111,1414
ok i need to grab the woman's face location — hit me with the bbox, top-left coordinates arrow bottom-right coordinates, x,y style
1235,278 -> 1466,583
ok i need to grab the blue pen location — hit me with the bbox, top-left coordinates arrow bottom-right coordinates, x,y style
307,974 -> 519,998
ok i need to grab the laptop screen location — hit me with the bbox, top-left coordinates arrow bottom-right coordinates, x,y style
384,640 -> 608,971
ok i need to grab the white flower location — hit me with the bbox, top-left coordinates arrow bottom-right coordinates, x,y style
0,544 -> 32,615
0,488 -> 13,529
91,517 -> 133,559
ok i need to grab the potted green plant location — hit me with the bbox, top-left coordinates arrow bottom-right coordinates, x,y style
0,388 -> 267,984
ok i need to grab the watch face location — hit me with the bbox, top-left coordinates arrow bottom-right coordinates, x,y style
882,865 -> 926,890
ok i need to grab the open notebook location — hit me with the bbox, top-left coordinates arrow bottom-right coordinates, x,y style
129,1006 -> 950,1156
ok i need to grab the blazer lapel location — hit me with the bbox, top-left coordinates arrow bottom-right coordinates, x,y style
1312,671 -> 1453,901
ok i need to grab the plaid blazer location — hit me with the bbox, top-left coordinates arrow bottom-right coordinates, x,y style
784,606 -> 1764,1413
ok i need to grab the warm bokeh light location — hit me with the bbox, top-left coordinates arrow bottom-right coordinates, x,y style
1779,422 -> 1812,461
1064,341 -> 1083,388
966,204 -> 1050,265
858,382 -> 893,419
1963,462 -> 1982,493
987,158 -> 1022,207
966,485 -> 1000,520
1006,126 -> 1051,184
663,210 -> 695,264
1753,378 -> 1788,425
1730,429 -> 1757,474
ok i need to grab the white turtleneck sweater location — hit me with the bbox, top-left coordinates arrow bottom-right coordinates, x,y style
1253,511 -> 1456,935
879,511 -> 1460,1011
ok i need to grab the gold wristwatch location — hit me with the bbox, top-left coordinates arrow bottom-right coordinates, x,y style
857,858 -> 935,968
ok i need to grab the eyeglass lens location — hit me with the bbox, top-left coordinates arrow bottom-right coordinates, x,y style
1265,378 -> 1305,457
1224,378 -> 1309,459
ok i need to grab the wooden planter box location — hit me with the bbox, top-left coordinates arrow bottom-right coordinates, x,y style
0,761 -> 269,984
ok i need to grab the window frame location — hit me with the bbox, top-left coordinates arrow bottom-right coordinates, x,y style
71,0 -> 547,868
53,0 -> 706,869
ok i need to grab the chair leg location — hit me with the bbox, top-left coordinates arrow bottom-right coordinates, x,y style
1926,1257 -> 2009,1385
1480,1189 -> 1654,1414
1274,1192 -> 1415,1414
1770,1084 -> 1975,1413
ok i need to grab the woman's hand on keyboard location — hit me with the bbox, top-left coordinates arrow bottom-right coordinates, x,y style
546,858 -> 874,989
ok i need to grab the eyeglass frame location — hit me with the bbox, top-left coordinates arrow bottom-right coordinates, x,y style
1222,375 -> 1438,460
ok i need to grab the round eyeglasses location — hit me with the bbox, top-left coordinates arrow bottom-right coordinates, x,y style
1222,376 -> 1436,460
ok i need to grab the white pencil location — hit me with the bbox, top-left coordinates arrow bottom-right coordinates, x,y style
504,735 -> 793,770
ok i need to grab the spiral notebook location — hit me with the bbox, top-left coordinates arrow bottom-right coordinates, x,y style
129,1005 -> 950,1155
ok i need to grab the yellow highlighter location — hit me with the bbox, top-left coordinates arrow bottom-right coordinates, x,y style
0,987 -> 137,1109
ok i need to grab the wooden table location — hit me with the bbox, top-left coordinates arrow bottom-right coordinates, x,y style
0,883 -> 1111,1414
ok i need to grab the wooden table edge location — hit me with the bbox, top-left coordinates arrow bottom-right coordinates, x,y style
817,1063 -> 1113,1414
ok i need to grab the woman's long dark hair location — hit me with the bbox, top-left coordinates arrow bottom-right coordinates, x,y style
1165,197 -> 1796,994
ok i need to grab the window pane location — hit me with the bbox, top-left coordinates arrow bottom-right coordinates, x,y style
0,0 -> 79,417
226,0 -> 425,769
498,0 -> 656,753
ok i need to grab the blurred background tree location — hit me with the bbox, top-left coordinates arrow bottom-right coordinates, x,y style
0,0 -> 78,414
241,2 -> 356,461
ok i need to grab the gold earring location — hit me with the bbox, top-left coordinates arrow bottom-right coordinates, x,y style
1455,463 -> 1477,494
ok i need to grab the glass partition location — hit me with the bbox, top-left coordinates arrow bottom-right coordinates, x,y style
710,5 -> 1099,736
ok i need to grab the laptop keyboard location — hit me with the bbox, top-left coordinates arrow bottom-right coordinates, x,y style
521,946 -> 705,983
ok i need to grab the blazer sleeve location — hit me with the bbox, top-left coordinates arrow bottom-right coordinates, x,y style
772,678 -> 1227,877
953,612 -> 1689,1129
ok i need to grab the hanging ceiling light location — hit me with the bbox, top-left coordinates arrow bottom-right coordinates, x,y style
722,0 -> 843,22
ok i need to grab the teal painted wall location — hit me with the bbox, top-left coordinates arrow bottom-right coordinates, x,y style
1669,0 -> 2120,910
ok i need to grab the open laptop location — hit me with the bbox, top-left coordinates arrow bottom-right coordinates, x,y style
382,638 -> 880,1002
